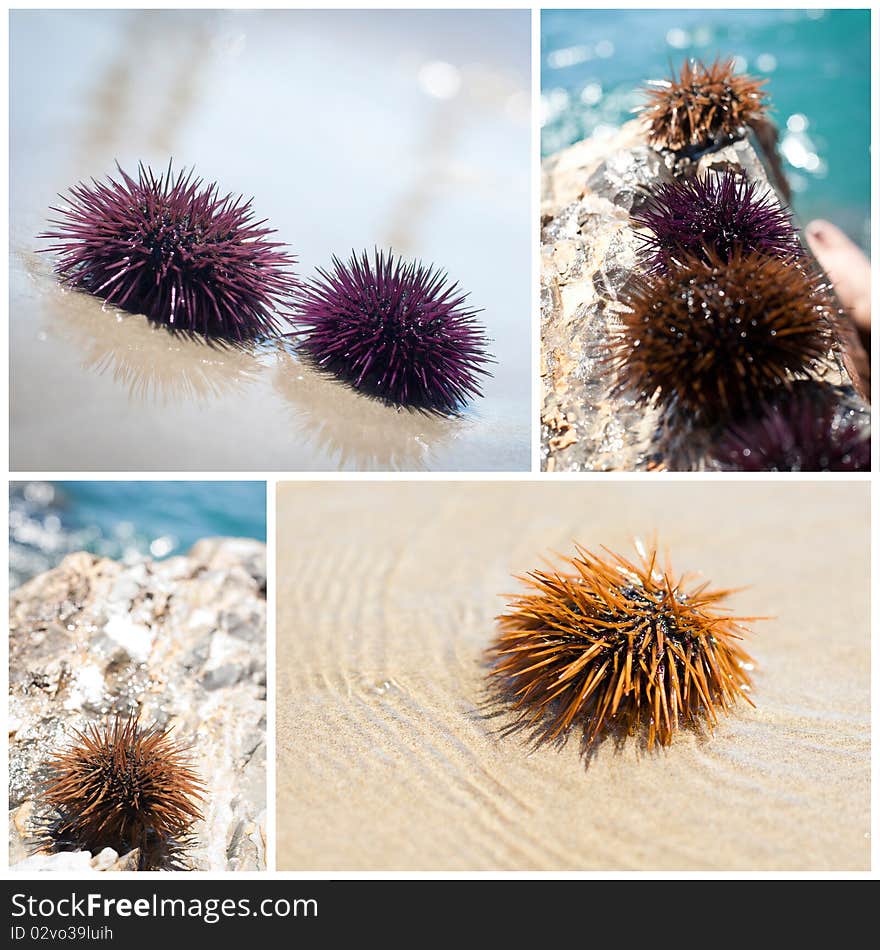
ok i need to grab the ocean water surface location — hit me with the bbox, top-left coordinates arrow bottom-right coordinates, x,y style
542,8 -> 870,249
9,481 -> 267,589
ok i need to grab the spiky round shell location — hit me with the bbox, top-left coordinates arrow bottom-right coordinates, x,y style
633,170 -> 802,272
490,542 -> 757,749
713,384 -> 870,472
610,249 -> 833,423
642,59 -> 767,153
42,715 -> 204,858
40,162 -> 298,341
292,249 -> 492,413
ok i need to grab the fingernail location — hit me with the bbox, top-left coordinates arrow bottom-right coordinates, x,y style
807,221 -> 827,243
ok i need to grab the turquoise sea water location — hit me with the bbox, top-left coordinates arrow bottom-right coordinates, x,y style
542,8 -> 871,249
9,481 -> 266,588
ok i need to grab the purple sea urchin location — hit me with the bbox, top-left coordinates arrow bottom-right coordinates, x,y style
293,249 -> 492,413
40,714 -> 204,870
490,541 -> 757,749
713,384 -> 870,472
642,59 -> 767,154
40,162 -> 297,341
611,248 -> 833,423
633,170 -> 802,272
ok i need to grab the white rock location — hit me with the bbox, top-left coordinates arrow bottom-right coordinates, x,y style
11,851 -> 94,873
103,614 -> 154,661
90,847 -> 120,870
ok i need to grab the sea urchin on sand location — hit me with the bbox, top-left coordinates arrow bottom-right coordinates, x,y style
39,714 -> 204,870
489,542 -> 759,749
292,249 -> 493,413
642,59 -> 767,155
40,162 -> 298,341
611,248 -> 833,424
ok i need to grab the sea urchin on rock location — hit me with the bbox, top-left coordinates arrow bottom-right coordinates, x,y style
40,714 -> 204,870
633,170 -> 802,272
292,249 -> 492,413
713,383 -> 870,472
40,162 -> 298,341
490,541 -> 757,749
642,59 -> 767,155
611,248 -> 833,423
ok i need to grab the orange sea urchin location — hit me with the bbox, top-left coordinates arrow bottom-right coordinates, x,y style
489,542 -> 758,749
40,713 -> 204,869
642,59 -> 767,155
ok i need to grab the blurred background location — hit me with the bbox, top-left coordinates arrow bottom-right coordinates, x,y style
541,8 -> 870,250
11,10 -> 531,472
9,481 -> 267,589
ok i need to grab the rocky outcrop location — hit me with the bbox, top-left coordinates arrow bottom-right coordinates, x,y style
8,538 -> 267,871
540,118 -> 870,471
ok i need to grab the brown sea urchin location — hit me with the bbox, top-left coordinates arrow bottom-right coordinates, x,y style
642,59 -> 767,154
610,248 -> 833,423
40,714 -> 204,869
490,542 -> 758,749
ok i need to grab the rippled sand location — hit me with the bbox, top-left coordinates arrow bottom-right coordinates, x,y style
276,481 -> 870,870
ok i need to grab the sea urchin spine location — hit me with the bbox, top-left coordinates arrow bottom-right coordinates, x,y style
632,170 -> 802,272
642,59 -> 767,155
41,713 -> 204,868
40,162 -> 298,341
611,248 -> 833,423
713,383 -> 870,472
490,542 -> 758,749
292,249 -> 492,413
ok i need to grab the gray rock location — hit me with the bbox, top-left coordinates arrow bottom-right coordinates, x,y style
201,663 -> 244,691
541,118 -> 870,471
220,606 -> 264,642
189,537 -> 267,592
8,539 -> 267,871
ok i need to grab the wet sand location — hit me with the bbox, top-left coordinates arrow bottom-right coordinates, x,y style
276,481 -> 870,870
10,10 -> 530,471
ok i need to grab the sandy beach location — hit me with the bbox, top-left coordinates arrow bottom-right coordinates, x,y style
10,10 -> 530,471
276,481 -> 869,870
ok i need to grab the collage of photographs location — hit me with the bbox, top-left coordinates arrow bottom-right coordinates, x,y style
2,0 -> 876,916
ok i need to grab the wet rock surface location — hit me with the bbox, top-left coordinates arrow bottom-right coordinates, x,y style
8,538 -> 267,871
540,118 -> 870,471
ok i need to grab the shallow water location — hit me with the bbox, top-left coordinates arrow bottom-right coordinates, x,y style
10,10 -> 531,471
276,481 -> 869,870
9,480 -> 267,588
542,8 -> 870,249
